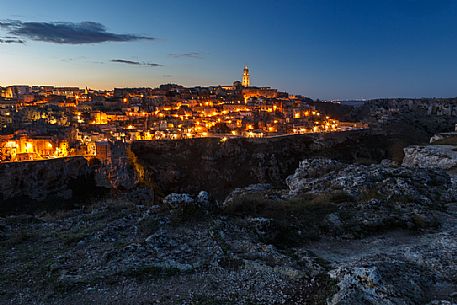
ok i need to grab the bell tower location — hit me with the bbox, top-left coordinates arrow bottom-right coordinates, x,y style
242,66 -> 250,87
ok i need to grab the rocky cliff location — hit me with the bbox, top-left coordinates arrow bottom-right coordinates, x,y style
130,131 -> 417,201
311,98 -> 457,143
357,98 -> 457,141
93,142 -> 142,190
0,157 -> 96,213
0,147 -> 145,213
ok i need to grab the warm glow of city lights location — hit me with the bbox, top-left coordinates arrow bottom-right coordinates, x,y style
0,66 -> 367,163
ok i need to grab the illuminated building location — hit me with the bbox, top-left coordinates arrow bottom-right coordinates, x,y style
242,66 -> 250,87
242,87 -> 278,100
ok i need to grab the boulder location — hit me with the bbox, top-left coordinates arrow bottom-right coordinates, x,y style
285,159 -> 345,195
286,158 -> 453,204
328,258 -> 432,305
196,191 -> 210,207
221,184 -> 272,208
403,145 -> 457,173
163,193 -> 194,207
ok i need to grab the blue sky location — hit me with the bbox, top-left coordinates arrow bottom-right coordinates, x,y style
0,0 -> 456,99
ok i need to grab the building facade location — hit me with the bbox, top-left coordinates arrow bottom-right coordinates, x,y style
242,66 -> 250,87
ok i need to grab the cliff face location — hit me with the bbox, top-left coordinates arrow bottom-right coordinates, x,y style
312,98 -> 457,143
130,131 -> 415,200
356,98 -> 457,141
93,143 -> 141,190
0,127 -> 431,210
131,136 -> 310,200
0,157 -> 96,212
0,143 -> 149,212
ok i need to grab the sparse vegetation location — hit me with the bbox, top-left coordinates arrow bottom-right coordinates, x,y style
222,192 -> 339,247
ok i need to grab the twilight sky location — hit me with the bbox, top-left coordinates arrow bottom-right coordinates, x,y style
0,0 -> 456,99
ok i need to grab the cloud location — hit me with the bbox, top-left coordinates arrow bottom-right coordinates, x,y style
111,59 -> 162,67
0,37 -> 24,43
169,52 -> 202,59
0,20 -> 154,44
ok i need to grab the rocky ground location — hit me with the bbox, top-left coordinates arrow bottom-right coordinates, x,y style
1,158 -> 457,304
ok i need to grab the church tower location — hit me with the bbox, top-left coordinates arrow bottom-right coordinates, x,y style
242,66 -> 250,87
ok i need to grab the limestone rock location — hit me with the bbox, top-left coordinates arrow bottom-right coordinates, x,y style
0,157 -> 93,204
196,191 -> 210,207
94,143 -> 140,189
286,159 -> 345,195
328,258 -> 432,305
403,145 -> 457,173
163,193 -> 194,207
221,183 -> 272,208
286,158 -> 453,203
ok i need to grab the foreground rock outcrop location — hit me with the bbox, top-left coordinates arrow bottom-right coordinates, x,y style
403,145 -> 457,174
226,159 -> 455,241
1,157 -> 456,304
287,158 -> 453,202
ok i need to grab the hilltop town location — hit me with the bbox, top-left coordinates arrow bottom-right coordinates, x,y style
0,67 -> 365,162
